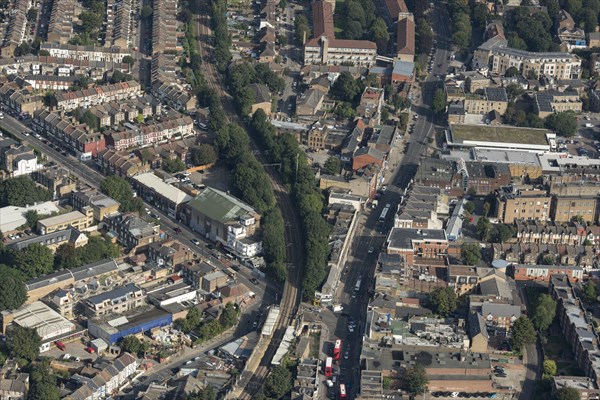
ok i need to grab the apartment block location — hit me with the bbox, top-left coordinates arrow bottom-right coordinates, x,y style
152,0 -> 180,54
32,164 -> 77,199
385,228 -> 448,266
184,187 -> 263,258
0,0 -> 30,56
513,264 -> 583,282
497,189 -> 551,223
396,13 -> 415,62
534,90 -> 582,118
463,87 -> 508,115
104,212 -> 161,252
303,0 -> 377,67
552,196 -> 598,223
84,284 -> 144,317
71,188 -> 120,222
550,275 -> 600,382
37,210 -> 94,234
474,41 -> 582,79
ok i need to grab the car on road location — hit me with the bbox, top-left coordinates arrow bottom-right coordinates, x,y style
173,227 -> 182,234
368,247 -> 374,254
344,350 -> 349,359
150,213 -> 160,220
450,393 -> 459,398
22,130 -> 29,136
191,239 -> 200,246
250,278 -> 259,285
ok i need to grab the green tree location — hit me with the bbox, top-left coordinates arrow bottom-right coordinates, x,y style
220,302 -> 238,328
7,325 -> 40,362
543,359 -> 557,378
136,114 -> 145,124
54,243 -> 81,270
163,157 -> 186,173
531,293 -> 556,332
461,243 -> 482,265
404,364 -> 428,395
492,224 -> 514,243
323,157 -> 341,175
330,71 -> 364,103
75,236 -> 120,265
27,8 -> 38,22
192,144 -> 218,166
432,88 -> 447,115
261,209 -> 286,281
583,280 -> 597,301
476,217 -> 492,241
119,336 -> 142,354
215,124 -> 250,165
81,109 -> 99,131
28,360 -> 60,400
543,254 -> 555,265
0,265 -> 27,311
0,176 -> 52,207
264,365 -> 293,399
510,316 -> 536,351
504,66 -> 520,77
555,387 -> 581,400
186,387 -> 217,400
99,176 -> 143,213
464,201 -> 475,215
141,5 -> 153,18
545,111 -> 578,137
571,215 -> 585,224
294,15 -> 311,44
482,202 -> 491,217
427,287 -> 457,316
370,17 -> 390,53
13,243 -> 54,278
122,55 -> 135,66
25,210 -> 40,230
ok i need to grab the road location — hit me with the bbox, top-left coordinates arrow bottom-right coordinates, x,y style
0,113 -> 275,303
193,4 -> 304,398
329,2 -> 454,398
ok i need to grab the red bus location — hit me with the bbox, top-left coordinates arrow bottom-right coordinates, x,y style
340,383 -> 347,399
324,357 -> 333,377
333,339 -> 342,360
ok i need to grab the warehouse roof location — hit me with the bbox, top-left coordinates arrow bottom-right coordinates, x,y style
133,173 -> 192,205
187,187 -> 259,224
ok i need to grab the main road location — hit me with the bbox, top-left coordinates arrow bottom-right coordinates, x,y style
193,3 -> 304,398
333,2 -> 454,398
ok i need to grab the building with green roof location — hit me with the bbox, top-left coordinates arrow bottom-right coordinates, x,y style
184,187 -> 262,258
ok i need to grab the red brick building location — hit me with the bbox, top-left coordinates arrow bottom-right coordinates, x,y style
512,264 -> 583,282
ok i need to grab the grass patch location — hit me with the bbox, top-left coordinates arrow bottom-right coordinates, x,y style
309,332 -> 320,359
544,334 -> 567,359
450,124 -> 549,145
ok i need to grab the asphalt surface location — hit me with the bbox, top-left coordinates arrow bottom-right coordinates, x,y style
327,3 -> 454,398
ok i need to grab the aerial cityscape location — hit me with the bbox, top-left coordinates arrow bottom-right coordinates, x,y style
0,0 -> 600,399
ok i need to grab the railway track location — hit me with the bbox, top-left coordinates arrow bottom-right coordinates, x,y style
194,4 -> 304,397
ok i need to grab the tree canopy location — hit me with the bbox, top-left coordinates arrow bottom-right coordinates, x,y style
330,72 -> 364,104
264,365 -> 293,399
119,336 -> 143,355
0,264 -> 27,311
427,287 -> 457,316
162,157 -> 186,173
0,176 -> 52,207
510,316 -> 536,351
404,364 -> 428,395
7,325 -> 41,362
583,280 -> 597,301
556,387 -> 581,400
99,175 -> 144,213
28,360 -> 60,400
432,89 -> 447,115
545,111 -> 578,137
186,387 -> 217,400
12,243 -> 54,278
461,243 -> 482,265
323,157 -> 342,175
531,293 -> 556,332
192,144 -> 217,166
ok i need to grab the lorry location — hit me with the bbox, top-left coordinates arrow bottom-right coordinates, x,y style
586,123 -> 594,128
332,304 -> 343,312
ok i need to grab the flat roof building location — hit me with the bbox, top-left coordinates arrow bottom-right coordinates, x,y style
446,124 -> 552,153
0,201 -> 60,233
132,173 -> 193,219
37,210 -> 93,234
88,306 -> 173,345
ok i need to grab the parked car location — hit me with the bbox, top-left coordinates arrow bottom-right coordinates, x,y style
191,239 -> 200,246
85,346 -> 95,353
